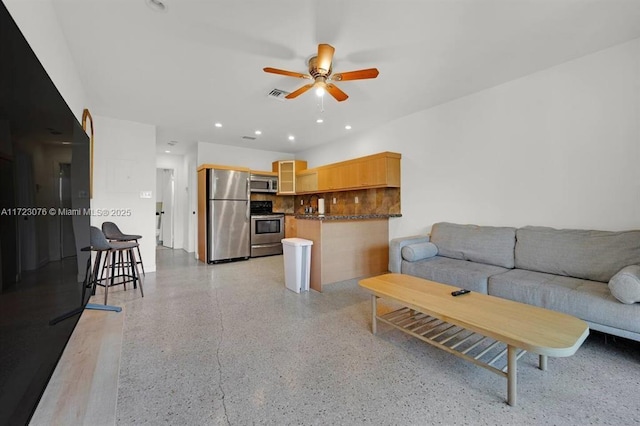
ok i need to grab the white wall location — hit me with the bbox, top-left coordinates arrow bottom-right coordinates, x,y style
156,153 -> 187,250
92,115 -> 157,272
4,0 -> 87,121
197,142 -> 293,171
298,38 -> 640,238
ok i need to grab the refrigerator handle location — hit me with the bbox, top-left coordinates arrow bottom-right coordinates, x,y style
246,200 -> 249,221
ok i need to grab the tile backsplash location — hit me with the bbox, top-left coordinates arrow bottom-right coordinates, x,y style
251,188 -> 400,215
295,188 -> 400,215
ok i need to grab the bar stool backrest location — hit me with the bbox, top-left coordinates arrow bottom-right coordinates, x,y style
102,221 -> 125,240
90,226 -> 112,251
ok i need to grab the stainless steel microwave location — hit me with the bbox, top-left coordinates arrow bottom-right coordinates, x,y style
250,174 -> 278,193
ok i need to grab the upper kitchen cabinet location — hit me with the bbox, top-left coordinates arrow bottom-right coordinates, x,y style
355,153 -> 401,188
296,169 -> 318,193
315,152 -> 401,192
273,160 -> 307,194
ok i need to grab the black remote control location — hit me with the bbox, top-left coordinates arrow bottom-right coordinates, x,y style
451,289 -> 471,296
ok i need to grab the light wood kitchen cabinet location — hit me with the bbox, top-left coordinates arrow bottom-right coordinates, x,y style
356,154 -> 400,187
317,152 -> 400,192
296,170 -> 318,193
273,160 -> 307,194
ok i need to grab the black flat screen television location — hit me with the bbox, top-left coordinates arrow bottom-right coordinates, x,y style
0,2 -> 91,424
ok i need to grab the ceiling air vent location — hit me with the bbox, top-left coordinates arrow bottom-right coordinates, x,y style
267,88 -> 289,101
242,136 -> 257,140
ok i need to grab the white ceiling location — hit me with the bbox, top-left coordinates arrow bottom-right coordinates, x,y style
51,0 -> 640,155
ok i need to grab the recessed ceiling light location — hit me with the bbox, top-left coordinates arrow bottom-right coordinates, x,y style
61,142 -> 71,145
146,0 -> 167,12
288,135 -> 295,141
316,119 -> 324,124
214,123 -> 222,128
255,130 -> 262,135
345,125 -> 352,130
165,150 -> 171,153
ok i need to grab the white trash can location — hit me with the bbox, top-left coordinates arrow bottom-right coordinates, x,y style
281,238 -> 313,293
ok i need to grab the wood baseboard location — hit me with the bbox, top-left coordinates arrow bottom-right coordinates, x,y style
30,308 -> 124,426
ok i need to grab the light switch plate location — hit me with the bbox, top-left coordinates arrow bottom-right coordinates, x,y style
140,191 -> 152,199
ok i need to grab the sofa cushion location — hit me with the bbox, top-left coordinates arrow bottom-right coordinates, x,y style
402,256 -> 509,294
608,265 -> 640,304
401,242 -> 438,262
515,226 -> 640,283
488,268 -> 640,334
430,222 -> 516,269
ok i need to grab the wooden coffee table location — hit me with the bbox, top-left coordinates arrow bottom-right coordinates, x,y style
359,273 -> 589,405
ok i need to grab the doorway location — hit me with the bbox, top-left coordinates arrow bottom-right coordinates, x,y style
156,168 -> 175,248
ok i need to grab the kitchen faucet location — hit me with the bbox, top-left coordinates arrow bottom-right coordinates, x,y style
307,194 -> 319,213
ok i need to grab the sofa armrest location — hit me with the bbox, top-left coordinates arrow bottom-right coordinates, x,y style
389,235 -> 431,273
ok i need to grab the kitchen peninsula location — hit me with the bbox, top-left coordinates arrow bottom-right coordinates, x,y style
296,213 -> 401,292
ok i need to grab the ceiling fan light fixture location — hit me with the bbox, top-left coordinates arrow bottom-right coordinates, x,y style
263,44 -> 378,103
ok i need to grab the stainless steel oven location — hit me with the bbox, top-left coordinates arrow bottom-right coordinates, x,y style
250,214 -> 284,257
250,201 -> 284,257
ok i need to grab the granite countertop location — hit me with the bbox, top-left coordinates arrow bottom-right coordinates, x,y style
294,213 -> 402,221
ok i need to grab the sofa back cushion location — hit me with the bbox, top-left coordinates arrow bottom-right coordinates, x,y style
515,226 -> 640,282
430,222 -> 516,268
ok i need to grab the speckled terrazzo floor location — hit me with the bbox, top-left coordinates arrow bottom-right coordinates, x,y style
100,249 -> 640,425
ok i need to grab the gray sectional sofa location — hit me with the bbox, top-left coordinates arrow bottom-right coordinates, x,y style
389,222 -> 640,342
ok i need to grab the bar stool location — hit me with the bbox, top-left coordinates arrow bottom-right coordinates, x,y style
102,221 -> 145,276
89,226 -> 144,305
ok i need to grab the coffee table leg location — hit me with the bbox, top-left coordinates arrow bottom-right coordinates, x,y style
539,354 -> 547,371
371,295 -> 378,335
507,345 -> 517,406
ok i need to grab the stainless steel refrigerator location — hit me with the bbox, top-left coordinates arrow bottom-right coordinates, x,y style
207,169 -> 250,263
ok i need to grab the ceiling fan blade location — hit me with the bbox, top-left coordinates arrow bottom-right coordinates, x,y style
325,83 -> 348,102
263,67 -> 312,79
317,44 -> 335,73
285,84 -> 314,99
332,68 -> 379,81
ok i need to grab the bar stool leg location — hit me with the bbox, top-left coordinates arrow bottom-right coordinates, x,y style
91,251 -> 103,296
126,249 -> 135,289
104,250 -> 113,305
119,250 -> 127,290
135,240 -> 145,276
129,247 -> 144,297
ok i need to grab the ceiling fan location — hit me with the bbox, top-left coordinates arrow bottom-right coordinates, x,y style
263,44 -> 379,102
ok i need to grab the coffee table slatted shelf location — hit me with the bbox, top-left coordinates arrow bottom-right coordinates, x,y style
379,307 -> 526,377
